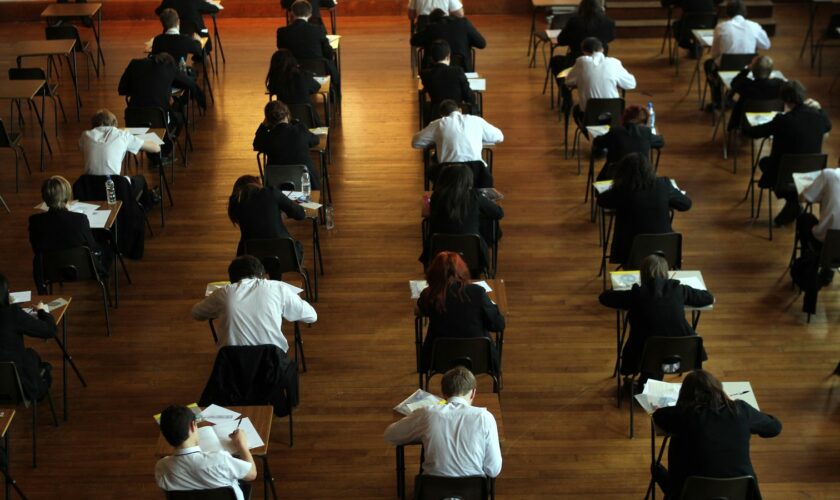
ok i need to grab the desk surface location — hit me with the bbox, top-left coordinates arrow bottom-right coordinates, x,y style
412,279 -> 508,317
41,3 -> 102,18
155,405 -> 273,457
0,409 -> 15,438
0,78 -> 44,100
7,39 -> 76,58
310,127 -> 329,151
691,29 -> 714,48
18,295 -> 72,325
327,34 -> 340,50
392,392 -> 505,441
532,0 -> 579,7
314,75 -> 331,94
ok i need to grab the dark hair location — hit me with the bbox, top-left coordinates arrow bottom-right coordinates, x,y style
441,366 -> 476,399
752,55 -> 773,80
726,0 -> 746,18
159,405 -> 195,447
91,108 -> 118,128
581,36 -> 603,54
621,105 -> 649,127
265,49 -> 302,95
291,0 -> 313,18
421,251 -> 471,313
228,255 -> 266,283
429,39 -> 451,63
438,99 -> 460,116
433,163 -> 475,223
676,369 -> 737,414
612,153 -> 656,193
780,80 -> 806,107
429,8 -> 447,24
578,0 -> 607,29
160,8 -> 179,31
0,274 -> 9,308
264,100 -> 291,127
228,175 -> 263,226
153,52 -> 176,66
640,254 -> 668,289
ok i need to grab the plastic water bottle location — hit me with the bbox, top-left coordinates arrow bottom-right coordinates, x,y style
300,171 -> 311,201
178,57 -> 187,74
647,101 -> 656,135
105,176 -> 117,205
325,205 -> 335,230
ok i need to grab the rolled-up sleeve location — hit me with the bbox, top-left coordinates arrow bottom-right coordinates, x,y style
482,411 -> 502,477
279,283 -> 318,324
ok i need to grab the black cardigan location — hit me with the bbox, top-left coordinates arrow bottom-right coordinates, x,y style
0,305 -> 56,400
229,186 -> 306,256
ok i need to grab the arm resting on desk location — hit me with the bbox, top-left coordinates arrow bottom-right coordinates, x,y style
192,289 -> 226,321
680,285 -> 714,308
15,307 -> 57,339
741,401 -> 782,438
599,289 -> 631,310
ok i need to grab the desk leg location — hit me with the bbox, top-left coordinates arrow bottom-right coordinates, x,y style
528,8 -> 537,55
94,10 -> 104,71
396,445 -> 406,500
71,48 -> 80,121
62,313 -> 67,421
799,2 -> 816,60
212,14 -> 225,67
259,455 -> 278,500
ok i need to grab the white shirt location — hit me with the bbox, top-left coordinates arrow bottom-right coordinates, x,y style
411,111 -> 504,164
803,168 -> 840,243
79,126 -> 144,177
191,278 -> 318,352
565,52 -> 636,112
384,396 -> 502,478
165,27 -> 180,35
711,15 -> 771,65
155,446 -> 252,500
408,0 -> 463,16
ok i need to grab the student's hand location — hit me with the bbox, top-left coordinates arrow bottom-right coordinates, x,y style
749,55 -> 761,70
804,98 -> 821,109
34,302 -> 47,312
229,429 -> 249,450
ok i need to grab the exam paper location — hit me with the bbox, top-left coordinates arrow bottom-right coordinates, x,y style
125,127 -> 149,135
87,210 -> 111,229
137,132 -> 165,145
394,388 -> 445,416
213,417 -> 265,451
201,404 -> 241,424
409,280 -> 428,299
299,201 -> 322,210
9,291 -> 31,304
472,281 -> 493,293
464,72 -> 479,79
677,276 -> 706,291
468,79 -> 486,92
309,127 -> 329,136
635,380 -> 681,414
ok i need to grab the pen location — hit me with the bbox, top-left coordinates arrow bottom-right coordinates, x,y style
235,416 -> 243,430
729,390 -> 750,396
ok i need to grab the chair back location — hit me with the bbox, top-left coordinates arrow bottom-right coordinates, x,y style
428,233 -> 486,278
819,230 -> 840,270
583,98 -> 625,127
0,119 -> 13,148
638,336 -> 703,379
298,58 -> 328,76
8,67 -> 47,81
0,362 -> 30,408
180,20 -> 200,39
742,98 -> 784,114
414,474 -> 492,500
244,237 -> 304,281
774,154 -> 828,195
427,337 -> 497,385
41,246 -> 101,285
165,487 -> 238,500
676,11 -> 717,39
678,475 -> 756,500
625,233 -> 683,270
264,164 -> 309,191
719,53 -> 757,71
124,106 -> 168,129
45,25 -> 83,48
288,103 -> 318,129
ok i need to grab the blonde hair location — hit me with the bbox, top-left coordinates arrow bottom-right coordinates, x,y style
42,175 -> 73,210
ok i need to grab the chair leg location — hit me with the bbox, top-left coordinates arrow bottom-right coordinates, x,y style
31,400 -> 37,468
768,194 -> 773,241
98,280 -> 112,336
117,252 -> 132,284
55,94 -> 67,123
0,194 -> 9,213
45,390 -> 58,427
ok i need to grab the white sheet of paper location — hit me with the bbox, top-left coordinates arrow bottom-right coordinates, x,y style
395,388 -> 445,416
314,76 -> 328,85
125,127 -> 149,135
793,171 -> 820,195
299,201 -> 322,210
198,426 -> 224,453
593,180 -> 613,194
201,404 -> 241,424
9,291 -> 31,304
677,276 -> 706,291
745,112 -> 779,127
205,281 -> 230,296
545,29 -> 562,40
472,281 -> 493,293
464,72 -> 479,79
409,280 -> 428,300
87,210 -> 111,229
46,297 -> 67,311
587,125 -> 610,138
37,200 -> 100,214
611,272 -> 640,290
309,127 -> 329,136
213,417 -> 265,451
701,35 -> 713,46
137,132 -> 165,145
283,191 -> 304,201
468,78 -> 486,92
281,282 -> 305,295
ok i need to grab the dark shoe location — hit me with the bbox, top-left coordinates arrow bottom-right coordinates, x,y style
774,202 -> 802,227
818,268 -> 834,287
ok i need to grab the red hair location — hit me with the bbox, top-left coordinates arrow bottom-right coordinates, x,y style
421,251 -> 470,313
622,105 -> 649,127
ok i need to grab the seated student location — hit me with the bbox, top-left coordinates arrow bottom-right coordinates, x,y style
151,8 -> 204,65
664,0 -> 722,54
276,0 -> 340,99
593,104 -> 664,181
412,99 -> 503,188
566,37 -> 636,126
154,0 -> 220,51
384,366 -> 502,478
281,0 -> 337,26
227,174 -> 307,259
409,0 -> 465,33
652,369 -> 782,498
419,164 -> 503,270
550,0 -> 616,79
420,40 -> 475,123
253,100 -> 321,190
704,0 -> 770,109
29,176 -> 112,294
597,153 -> 691,266
155,405 -> 257,500
746,81 -> 832,226
410,8 -> 486,72
417,252 -> 504,372
727,55 -> 784,132
599,253 -> 714,379
265,49 -> 321,106
191,255 -> 317,352
0,274 -> 56,402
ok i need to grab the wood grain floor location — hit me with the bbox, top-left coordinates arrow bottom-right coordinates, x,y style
0,6 -> 838,499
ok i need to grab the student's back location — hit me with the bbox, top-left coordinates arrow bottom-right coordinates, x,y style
421,63 -> 473,113
276,19 -> 331,60
412,16 -> 486,72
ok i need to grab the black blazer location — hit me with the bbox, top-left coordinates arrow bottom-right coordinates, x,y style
662,0 -> 721,12
28,209 -> 104,291
229,186 -> 306,256
118,57 -> 206,111
422,190 -> 504,267
599,278 -> 713,373
746,104 -> 832,172
73,175 -> 145,260
593,123 -> 664,168
267,69 -> 321,105
155,0 -> 218,33
151,33 -> 203,64
253,121 -> 321,188
276,19 -> 333,60
653,401 -> 782,498
0,305 -> 56,400
421,63 -> 474,112
281,0 -> 336,21
728,69 -> 784,131
556,15 -> 616,60
598,177 -> 691,265
411,17 -> 487,72
417,283 -> 504,371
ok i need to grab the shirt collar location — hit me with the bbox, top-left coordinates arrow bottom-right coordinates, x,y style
590,51 -> 606,65
165,27 -> 180,35
448,396 -> 471,406
730,15 -> 745,23
173,446 -> 201,456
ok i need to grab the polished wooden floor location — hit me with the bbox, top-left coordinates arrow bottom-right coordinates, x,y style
0,6 -> 839,499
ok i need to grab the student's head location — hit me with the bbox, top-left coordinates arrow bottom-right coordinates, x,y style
429,8 -> 447,24
581,37 -> 604,55
41,175 -> 73,210
228,255 -> 266,283
160,8 -> 180,31
264,100 -> 291,127
423,251 -> 471,312
228,175 -> 263,225
91,109 -> 118,128
578,0 -> 606,21
780,80 -> 807,108
153,52 -> 176,67
266,49 -> 301,90
640,253 -> 669,288
621,105 -> 649,127
0,274 -> 9,308
159,405 -> 197,447
429,39 -> 451,64
613,152 -> 656,193
291,0 -> 313,20
751,55 -> 774,80
441,366 -> 477,400
438,99 -> 461,117
677,369 -> 736,414
433,164 -> 475,223
726,0 -> 746,19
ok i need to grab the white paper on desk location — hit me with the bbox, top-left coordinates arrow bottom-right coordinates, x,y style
137,132 -> 165,145
309,127 -> 329,136
676,276 -> 706,291
464,72 -> 479,79
746,112 -> 778,127
213,417 -> 265,451
593,180 -> 613,194
283,191 -> 305,201
587,125 -> 610,138
87,210 -> 111,229
9,291 -> 31,304
611,272 -> 640,290
206,0 -> 224,9
468,78 -> 486,92
72,201 -> 101,215
701,35 -> 713,46
409,280 -> 428,299
545,29 -> 562,40
280,282 -> 305,295
793,171 -> 820,195
314,76 -> 328,85
125,127 -> 149,135
201,404 -> 241,424
198,426 -> 225,453
46,297 -> 67,311
636,380 -> 681,414
299,201 -> 322,210
394,388 -> 445,416
472,281 -> 493,293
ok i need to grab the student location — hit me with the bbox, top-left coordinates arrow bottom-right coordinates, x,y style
409,0 -> 465,33
566,37 -> 636,124
276,0 -> 340,99
410,8 -> 486,72
252,100 -> 321,189
664,0 -> 722,55
384,366 -> 502,478
550,0 -> 616,78
596,154 -> 690,267
151,8 -> 204,64
652,369 -> 782,498
599,254 -> 713,378
593,105 -> 664,181
118,52 -> 206,124
281,0 -> 336,27
727,55 -> 784,132
265,49 -> 321,106
420,40 -> 475,123
154,0 -> 220,51
155,405 -> 257,500
417,252 -> 504,372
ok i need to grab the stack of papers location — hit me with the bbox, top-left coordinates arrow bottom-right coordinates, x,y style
9,291 -> 31,304
394,389 -> 446,416
87,209 -> 112,229
635,380 -> 681,414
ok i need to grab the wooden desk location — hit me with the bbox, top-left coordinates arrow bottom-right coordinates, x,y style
313,76 -> 333,127
688,29 -> 713,105
528,0 -> 579,59
154,405 -> 278,500
41,2 -> 104,74
0,78 -> 47,172
716,70 -> 785,162
308,128 -> 332,205
0,408 -> 22,499
4,39 -> 79,122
